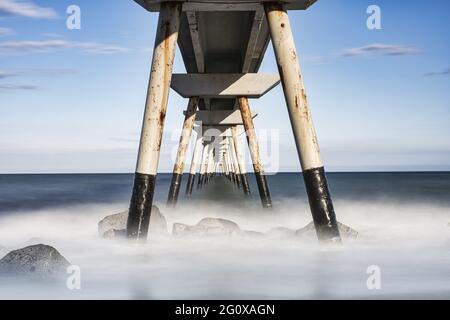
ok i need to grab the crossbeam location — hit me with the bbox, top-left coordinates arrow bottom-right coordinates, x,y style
171,73 -> 280,98
192,110 -> 257,126
135,0 -> 317,12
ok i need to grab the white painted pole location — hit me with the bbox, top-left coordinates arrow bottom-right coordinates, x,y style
229,136 -> 242,189
265,3 -> 341,242
168,97 -> 199,205
186,132 -> 203,195
232,126 -> 251,194
238,97 -> 272,208
198,143 -> 209,189
127,2 -> 182,240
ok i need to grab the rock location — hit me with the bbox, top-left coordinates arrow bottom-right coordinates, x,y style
172,223 -> 194,237
268,227 -> 297,238
242,230 -> 266,238
98,211 -> 127,236
0,244 -> 70,278
0,246 -> 8,259
102,229 -> 127,239
172,218 -> 241,237
296,221 -> 359,240
148,206 -> 169,236
98,206 -> 168,238
197,218 -> 241,234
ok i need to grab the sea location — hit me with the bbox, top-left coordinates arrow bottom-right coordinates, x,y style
0,172 -> 449,299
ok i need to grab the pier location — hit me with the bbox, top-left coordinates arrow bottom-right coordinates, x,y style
126,0 -> 342,243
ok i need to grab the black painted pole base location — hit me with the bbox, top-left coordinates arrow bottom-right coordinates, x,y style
167,173 -> 183,206
241,174 -> 251,195
185,173 -> 195,195
235,173 -> 242,189
197,174 -> 204,189
303,167 -> 342,243
127,173 -> 156,240
255,172 -> 273,208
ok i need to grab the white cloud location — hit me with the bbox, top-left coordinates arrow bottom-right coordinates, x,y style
0,68 -> 77,79
0,39 -> 130,54
0,0 -> 57,19
342,43 -> 419,57
424,68 -> 450,77
0,69 -> 19,79
0,27 -> 15,36
0,83 -> 41,91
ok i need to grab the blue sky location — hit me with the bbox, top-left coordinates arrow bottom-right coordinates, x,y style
0,0 -> 449,173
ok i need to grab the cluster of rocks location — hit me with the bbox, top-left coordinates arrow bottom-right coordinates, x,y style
173,218 -> 242,237
97,205 -> 359,240
172,217 -> 359,240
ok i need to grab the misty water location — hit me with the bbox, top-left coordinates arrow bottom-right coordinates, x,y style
0,173 -> 449,299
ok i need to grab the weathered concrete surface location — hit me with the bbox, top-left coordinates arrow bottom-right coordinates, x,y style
0,245 -> 70,278
296,222 -> 359,240
173,217 -> 241,237
98,206 -> 168,238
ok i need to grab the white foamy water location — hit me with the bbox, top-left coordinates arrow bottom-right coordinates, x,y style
0,200 -> 449,300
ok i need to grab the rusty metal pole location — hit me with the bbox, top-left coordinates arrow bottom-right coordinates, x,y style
207,145 -> 215,183
167,97 -> 199,206
205,146 -> 211,184
198,143 -> 209,189
265,3 -> 341,243
229,136 -> 242,189
127,2 -> 182,240
232,126 -> 251,195
186,132 -> 203,195
238,97 -> 272,208
226,149 -> 236,184
223,150 -> 230,180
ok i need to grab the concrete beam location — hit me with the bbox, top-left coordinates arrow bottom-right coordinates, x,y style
171,73 -> 280,98
192,110 -> 257,126
199,126 -> 245,139
135,1 -> 318,12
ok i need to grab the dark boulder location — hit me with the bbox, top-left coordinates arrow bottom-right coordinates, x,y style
0,244 -> 70,278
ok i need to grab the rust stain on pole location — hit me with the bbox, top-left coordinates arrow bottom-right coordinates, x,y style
238,97 -> 272,208
127,2 -> 182,240
167,97 -> 199,206
265,2 -> 341,243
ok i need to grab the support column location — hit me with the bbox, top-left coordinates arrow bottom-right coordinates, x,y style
198,143 -> 209,189
238,97 -> 272,208
232,126 -> 251,195
227,149 -> 236,184
265,3 -> 341,243
223,151 -> 230,178
127,2 -> 182,240
206,146 -> 215,184
167,97 -> 199,206
229,137 -> 242,189
186,133 -> 203,195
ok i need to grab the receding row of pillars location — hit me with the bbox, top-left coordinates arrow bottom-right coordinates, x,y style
180,124 -> 253,197
165,95 -> 271,207
126,1 -> 342,243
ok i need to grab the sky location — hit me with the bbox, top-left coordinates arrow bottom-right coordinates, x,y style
0,0 -> 449,173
